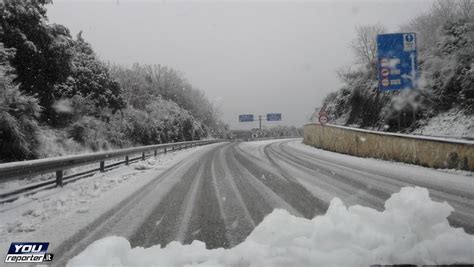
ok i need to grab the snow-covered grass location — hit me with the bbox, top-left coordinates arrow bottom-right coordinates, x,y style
413,108 -> 474,140
317,123 -> 474,145
0,144 -> 220,258
67,187 -> 474,267
326,108 -> 474,141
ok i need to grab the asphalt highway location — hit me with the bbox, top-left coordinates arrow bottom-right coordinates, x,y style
52,139 -> 474,265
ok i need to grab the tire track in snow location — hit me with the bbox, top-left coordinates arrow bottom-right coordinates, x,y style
268,142 -> 392,202
264,142 -> 389,209
231,144 -> 327,218
51,144 -> 221,266
128,150 -> 214,248
277,140 -> 474,234
216,147 -> 256,227
206,146 -> 257,247
217,146 -> 274,227
282,141 -> 474,200
177,162 -> 206,244
222,147 -> 303,218
262,145 -> 379,208
53,138 -> 474,267
183,148 -> 229,248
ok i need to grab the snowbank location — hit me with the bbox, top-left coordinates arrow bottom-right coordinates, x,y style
67,187 -> 474,267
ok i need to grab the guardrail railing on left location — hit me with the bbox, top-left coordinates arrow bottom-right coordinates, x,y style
0,139 -> 225,203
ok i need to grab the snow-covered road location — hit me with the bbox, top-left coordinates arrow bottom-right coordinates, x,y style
1,138 -> 473,266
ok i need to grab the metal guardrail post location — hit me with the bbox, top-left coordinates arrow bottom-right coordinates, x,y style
0,139 -> 227,186
56,170 -> 63,187
142,152 -> 146,160
154,150 -> 157,157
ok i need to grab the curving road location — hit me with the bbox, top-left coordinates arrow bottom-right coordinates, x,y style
54,139 -> 474,265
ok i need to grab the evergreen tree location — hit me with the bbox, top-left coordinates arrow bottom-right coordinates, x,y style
0,42 -> 41,161
62,32 -> 126,114
1,0 -> 74,124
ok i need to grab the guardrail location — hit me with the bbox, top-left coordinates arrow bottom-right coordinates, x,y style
0,139 -> 224,203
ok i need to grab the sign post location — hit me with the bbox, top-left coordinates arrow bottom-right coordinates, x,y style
318,104 -> 329,125
377,33 -> 417,91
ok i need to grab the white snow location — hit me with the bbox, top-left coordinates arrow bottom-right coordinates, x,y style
314,105 -> 473,143
52,98 -> 73,114
237,139 -> 284,158
0,157 -> 125,196
413,108 -> 474,140
288,139 -> 474,188
0,144 -> 222,258
317,123 -> 474,145
67,187 -> 474,267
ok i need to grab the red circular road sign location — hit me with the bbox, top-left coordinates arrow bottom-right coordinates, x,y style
381,79 -> 390,87
319,115 -> 328,125
381,68 -> 390,77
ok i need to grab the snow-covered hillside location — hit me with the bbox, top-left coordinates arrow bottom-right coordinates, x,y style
413,108 -> 474,140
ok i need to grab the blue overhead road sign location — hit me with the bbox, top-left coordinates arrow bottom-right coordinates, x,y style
377,33 -> 417,91
239,114 -> 254,122
267,113 -> 282,121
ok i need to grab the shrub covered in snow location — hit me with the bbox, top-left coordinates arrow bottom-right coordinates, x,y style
0,44 -> 42,161
0,0 -> 228,161
322,1 -> 474,137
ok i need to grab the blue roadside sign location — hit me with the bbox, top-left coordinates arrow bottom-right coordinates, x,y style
377,33 -> 417,91
239,114 -> 254,122
267,113 -> 282,121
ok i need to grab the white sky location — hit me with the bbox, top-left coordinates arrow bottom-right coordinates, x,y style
47,0 -> 433,129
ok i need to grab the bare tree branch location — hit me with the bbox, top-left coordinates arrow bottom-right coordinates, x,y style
350,23 -> 386,66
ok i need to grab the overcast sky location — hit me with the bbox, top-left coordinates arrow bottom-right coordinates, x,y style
47,0 -> 433,130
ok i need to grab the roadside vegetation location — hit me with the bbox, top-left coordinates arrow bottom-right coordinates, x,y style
322,0 -> 474,139
0,0 -> 228,162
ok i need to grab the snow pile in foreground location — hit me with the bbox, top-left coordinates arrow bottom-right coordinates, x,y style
67,187 -> 474,267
